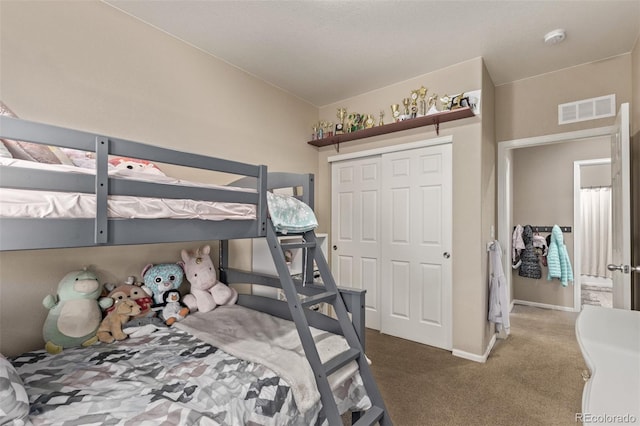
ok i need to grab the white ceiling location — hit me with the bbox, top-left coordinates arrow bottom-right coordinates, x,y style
104,0 -> 640,107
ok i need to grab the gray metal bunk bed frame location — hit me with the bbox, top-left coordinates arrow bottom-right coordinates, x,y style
0,116 -> 391,426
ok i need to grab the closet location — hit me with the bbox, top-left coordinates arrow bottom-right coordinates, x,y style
329,141 -> 452,350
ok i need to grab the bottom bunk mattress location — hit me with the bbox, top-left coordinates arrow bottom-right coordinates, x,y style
8,306 -> 370,425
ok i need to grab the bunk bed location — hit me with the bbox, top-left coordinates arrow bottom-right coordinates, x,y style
0,116 -> 391,425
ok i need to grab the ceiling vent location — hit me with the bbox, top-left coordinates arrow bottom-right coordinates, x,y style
558,94 -> 616,125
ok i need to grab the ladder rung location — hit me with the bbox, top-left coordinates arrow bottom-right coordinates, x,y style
301,291 -> 336,308
280,241 -> 316,250
353,406 -> 385,426
323,348 -> 360,376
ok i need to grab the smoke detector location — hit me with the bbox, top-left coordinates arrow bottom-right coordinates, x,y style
544,29 -> 566,45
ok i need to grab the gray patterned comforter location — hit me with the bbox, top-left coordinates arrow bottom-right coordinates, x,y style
11,328 -> 369,425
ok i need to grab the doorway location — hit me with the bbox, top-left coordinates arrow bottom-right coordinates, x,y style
574,159 -> 612,309
498,127 -> 613,312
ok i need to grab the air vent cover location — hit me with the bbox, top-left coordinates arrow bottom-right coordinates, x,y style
558,94 -> 615,125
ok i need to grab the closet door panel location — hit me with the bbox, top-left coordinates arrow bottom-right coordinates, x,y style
361,257 -> 378,312
390,260 -> 411,319
420,263 -> 443,325
338,193 -> 353,241
391,187 -> 411,244
381,144 -> 452,350
361,190 -> 378,241
331,157 -> 382,330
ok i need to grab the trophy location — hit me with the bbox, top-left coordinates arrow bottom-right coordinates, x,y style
379,110 -> 385,126
336,108 -> 347,135
364,114 -> 375,129
402,98 -> 410,117
410,90 -> 419,118
390,104 -> 400,122
348,113 -> 364,132
326,121 -> 334,137
450,92 -> 465,110
418,86 -> 428,116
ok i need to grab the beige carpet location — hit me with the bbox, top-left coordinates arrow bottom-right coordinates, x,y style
357,305 -> 587,426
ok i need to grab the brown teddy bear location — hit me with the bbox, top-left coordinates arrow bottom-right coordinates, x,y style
97,300 -> 142,343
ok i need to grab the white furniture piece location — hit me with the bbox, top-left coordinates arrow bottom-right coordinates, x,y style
252,233 -> 329,314
575,305 -> 640,425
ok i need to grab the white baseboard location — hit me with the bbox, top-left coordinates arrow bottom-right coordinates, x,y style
513,299 -> 575,312
452,333 -> 497,363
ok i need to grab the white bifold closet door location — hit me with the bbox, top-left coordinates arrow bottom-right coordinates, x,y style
331,143 -> 452,350
331,156 -> 383,330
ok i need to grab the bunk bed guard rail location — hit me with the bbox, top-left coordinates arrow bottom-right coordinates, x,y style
0,116 -> 268,250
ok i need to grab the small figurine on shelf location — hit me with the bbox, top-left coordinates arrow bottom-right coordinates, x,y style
379,110 -> 385,126
440,95 -> 451,111
427,93 -> 439,115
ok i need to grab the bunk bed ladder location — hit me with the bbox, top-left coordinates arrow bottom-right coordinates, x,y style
265,221 -> 391,426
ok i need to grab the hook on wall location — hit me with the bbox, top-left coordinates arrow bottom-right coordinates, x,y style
514,225 -> 572,233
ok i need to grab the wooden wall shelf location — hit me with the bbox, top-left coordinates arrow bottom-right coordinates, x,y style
307,106 -> 475,149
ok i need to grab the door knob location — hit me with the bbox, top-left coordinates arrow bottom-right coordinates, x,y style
607,264 -> 624,272
443,252 -> 451,259
607,264 -> 639,273
333,245 -> 338,251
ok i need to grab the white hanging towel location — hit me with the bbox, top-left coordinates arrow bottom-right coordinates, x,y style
488,240 -> 510,336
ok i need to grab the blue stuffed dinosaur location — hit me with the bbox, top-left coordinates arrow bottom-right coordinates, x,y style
42,269 -> 113,354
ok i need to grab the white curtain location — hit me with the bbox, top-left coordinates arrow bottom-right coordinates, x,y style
580,187 -> 612,278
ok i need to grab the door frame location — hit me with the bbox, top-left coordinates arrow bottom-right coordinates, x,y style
573,158 -> 612,312
498,127 -> 612,311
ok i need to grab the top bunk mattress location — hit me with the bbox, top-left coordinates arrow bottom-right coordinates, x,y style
0,157 -> 257,221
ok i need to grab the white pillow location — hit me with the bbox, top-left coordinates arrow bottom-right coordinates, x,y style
0,355 -> 30,425
0,142 -> 12,159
